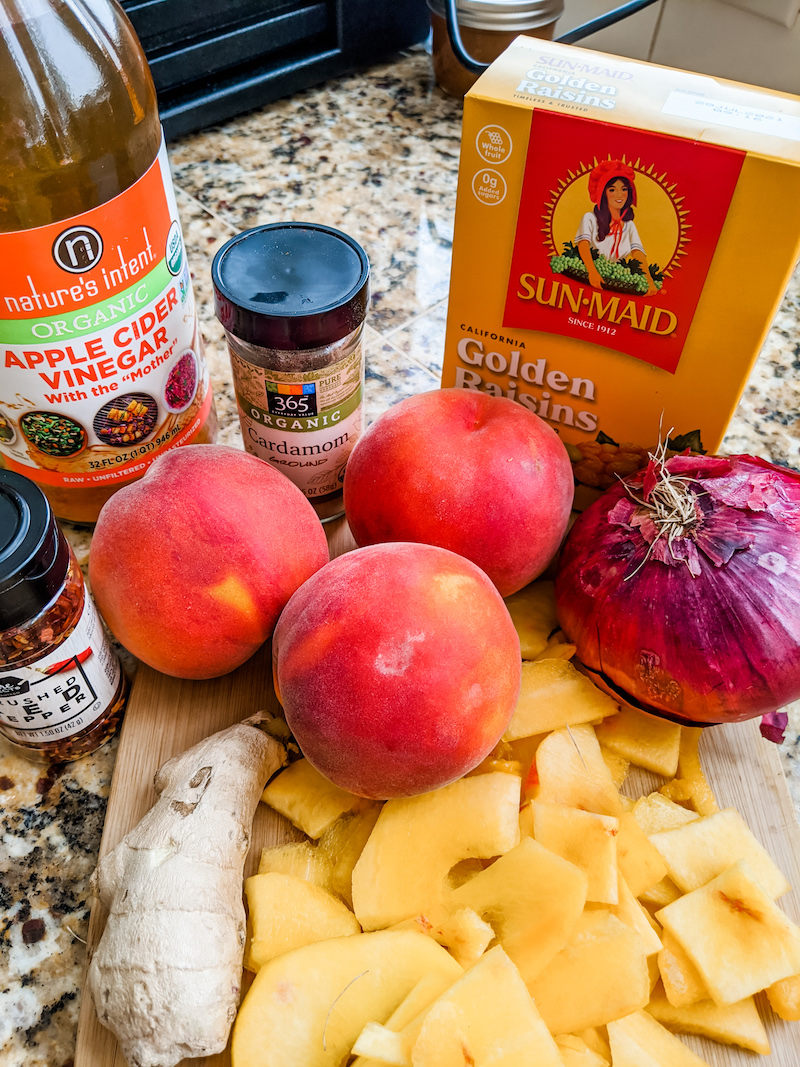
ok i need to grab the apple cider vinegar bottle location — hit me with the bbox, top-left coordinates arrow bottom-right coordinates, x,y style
0,0 -> 217,524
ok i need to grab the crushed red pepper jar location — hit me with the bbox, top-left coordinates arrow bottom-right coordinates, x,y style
0,469 -> 127,763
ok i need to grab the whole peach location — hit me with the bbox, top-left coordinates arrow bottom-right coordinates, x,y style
343,389 -> 574,596
89,445 -> 329,679
273,542 -> 522,798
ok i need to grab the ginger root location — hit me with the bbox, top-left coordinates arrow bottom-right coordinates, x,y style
87,712 -> 285,1067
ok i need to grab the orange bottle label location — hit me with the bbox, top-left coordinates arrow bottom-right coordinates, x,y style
0,136 -> 211,488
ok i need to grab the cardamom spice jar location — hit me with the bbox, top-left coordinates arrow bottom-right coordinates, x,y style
212,223 -> 370,522
0,470 -> 127,763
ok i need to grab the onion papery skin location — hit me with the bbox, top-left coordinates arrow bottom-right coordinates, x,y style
554,454 -> 800,727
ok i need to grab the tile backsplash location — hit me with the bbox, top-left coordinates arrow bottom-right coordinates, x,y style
558,0 -> 800,93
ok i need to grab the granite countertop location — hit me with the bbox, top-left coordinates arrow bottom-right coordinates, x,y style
2,47 -> 800,1067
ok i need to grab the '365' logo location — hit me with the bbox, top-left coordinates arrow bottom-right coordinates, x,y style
52,225 -> 103,273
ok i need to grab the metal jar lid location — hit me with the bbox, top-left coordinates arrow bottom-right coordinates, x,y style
427,0 -> 564,31
0,470 -> 71,631
212,222 -> 370,352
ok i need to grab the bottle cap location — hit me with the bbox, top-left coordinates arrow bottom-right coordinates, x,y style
212,222 -> 370,351
427,0 -> 563,31
0,471 -> 71,631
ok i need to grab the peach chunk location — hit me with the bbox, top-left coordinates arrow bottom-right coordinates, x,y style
89,445 -> 329,678
342,388 -> 574,596
273,542 -> 522,799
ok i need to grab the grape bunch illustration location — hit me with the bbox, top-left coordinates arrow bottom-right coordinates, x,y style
550,242 -> 663,295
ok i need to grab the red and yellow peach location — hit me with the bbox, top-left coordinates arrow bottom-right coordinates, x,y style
273,541 -> 522,798
343,389 -> 574,596
89,445 -> 329,679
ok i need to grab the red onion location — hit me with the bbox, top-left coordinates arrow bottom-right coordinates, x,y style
554,452 -> 800,736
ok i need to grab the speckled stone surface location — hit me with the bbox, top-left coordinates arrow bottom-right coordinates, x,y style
2,46 -> 799,1067
1,737 -> 118,1066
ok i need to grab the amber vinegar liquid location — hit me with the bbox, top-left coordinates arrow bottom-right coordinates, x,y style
0,0 -> 216,523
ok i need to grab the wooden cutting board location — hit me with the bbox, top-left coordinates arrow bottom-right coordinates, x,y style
75,515 -> 800,1067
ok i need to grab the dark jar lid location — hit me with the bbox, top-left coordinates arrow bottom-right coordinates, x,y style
0,470 -> 71,631
212,222 -> 370,351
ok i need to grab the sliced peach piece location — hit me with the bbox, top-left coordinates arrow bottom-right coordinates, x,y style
317,805 -> 383,908
658,930 -> 709,1008
349,970 -> 465,1067
575,1028 -> 611,1062
262,758 -> 372,839
258,840 -> 334,891
503,580 -> 557,659
243,872 -> 360,972
766,971 -> 800,1021
529,723 -> 623,817
531,801 -> 619,905
595,707 -> 681,779
599,745 -> 630,788
649,807 -> 789,899
667,729 -> 719,817
656,860 -> 800,1005
351,1023 -> 409,1066
616,812 -> 668,898
352,772 -> 520,930
434,908 -> 495,968
533,633 -> 577,662
410,946 -> 562,1067
504,659 -> 618,741
639,877 -> 683,909
554,1033 -> 609,1066
446,836 -> 588,983
588,874 -> 662,956
232,930 -> 461,1067
632,793 -> 699,836
607,1010 -> 711,1066
527,910 -> 650,1034
646,984 -> 769,1055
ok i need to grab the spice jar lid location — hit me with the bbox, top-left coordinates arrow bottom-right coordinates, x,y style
427,0 -> 564,31
212,223 -> 370,351
0,470 -> 71,630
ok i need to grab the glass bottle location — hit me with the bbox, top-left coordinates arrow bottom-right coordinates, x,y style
0,0 -> 217,525
427,0 -> 564,98
0,469 -> 127,762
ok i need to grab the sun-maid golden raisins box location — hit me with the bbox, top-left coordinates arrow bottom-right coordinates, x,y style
441,36 -> 800,505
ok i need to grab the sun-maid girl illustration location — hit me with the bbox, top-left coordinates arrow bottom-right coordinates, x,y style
575,160 -> 658,296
